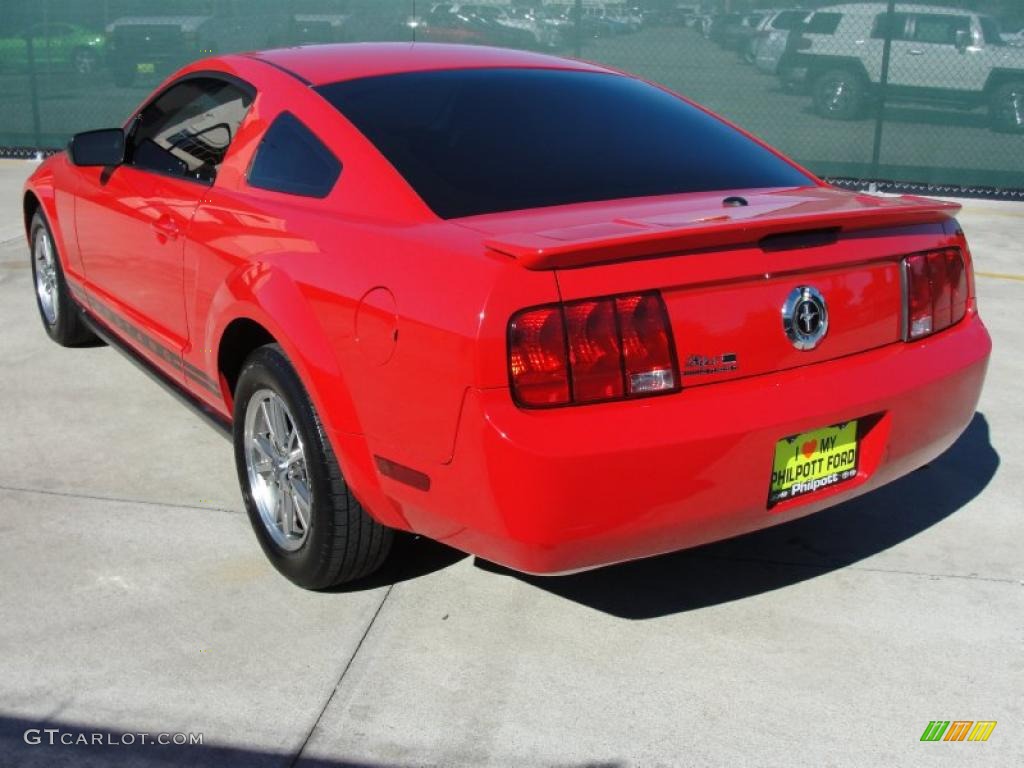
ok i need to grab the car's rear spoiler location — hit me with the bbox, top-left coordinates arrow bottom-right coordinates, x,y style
484,195 -> 961,270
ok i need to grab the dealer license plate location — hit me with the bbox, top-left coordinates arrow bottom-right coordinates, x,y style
136,62 -> 156,74
769,421 -> 859,505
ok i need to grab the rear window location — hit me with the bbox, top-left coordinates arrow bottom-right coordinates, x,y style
315,68 -> 811,219
805,12 -> 841,35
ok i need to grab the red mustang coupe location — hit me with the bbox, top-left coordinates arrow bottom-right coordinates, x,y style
24,44 -> 990,588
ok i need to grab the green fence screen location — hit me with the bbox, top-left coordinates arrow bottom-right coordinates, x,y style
2,0 -> 1022,195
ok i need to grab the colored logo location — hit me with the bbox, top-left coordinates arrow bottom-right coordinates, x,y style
921,721 -> 997,742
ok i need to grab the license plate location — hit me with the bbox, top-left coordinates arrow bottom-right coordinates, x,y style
136,62 -> 156,74
769,421 -> 859,504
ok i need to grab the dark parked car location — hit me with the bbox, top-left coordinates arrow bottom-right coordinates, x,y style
718,12 -> 768,52
106,13 -> 294,87
421,5 -> 537,49
706,13 -> 742,43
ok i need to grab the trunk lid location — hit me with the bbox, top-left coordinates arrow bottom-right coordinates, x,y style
462,186 -> 961,386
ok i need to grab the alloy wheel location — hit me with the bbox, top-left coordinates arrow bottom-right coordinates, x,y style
821,78 -> 850,114
73,50 -> 95,74
1000,89 -> 1024,129
243,389 -> 313,551
33,227 -> 58,326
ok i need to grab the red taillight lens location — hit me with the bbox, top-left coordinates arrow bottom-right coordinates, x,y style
564,299 -> 623,403
904,248 -> 969,341
508,306 -> 570,406
616,293 -> 677,395
509,292 -> 678,407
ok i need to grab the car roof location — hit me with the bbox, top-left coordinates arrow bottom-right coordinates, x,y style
246,42 -> 611,87
812,3 -> 974,16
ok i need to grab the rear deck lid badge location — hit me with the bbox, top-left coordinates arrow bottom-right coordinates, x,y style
783,286 -> 828,350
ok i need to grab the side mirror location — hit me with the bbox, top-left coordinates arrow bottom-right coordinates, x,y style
955,29 -> 971,52
68,129 -> 125,167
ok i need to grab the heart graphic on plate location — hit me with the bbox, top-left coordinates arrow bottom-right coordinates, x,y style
801,439 -> 818,459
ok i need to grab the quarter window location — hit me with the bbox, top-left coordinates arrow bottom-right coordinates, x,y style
805,12 -> 841,35
771,11 -> 807,31
248,112 -> 341,198
127,76 -> 253,184
872,13 -> 909,41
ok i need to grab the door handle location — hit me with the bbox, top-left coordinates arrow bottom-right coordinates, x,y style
152,215 -> 180,241
908,49 -> 925,55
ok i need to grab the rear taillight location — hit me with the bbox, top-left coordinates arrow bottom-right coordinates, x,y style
508,292 -> 678,408
564,299 -> 623,402
507,305 -> 570,406
616,294 -> 677,395
903,248 -> 969,341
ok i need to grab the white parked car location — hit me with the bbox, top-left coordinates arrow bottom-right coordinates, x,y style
750,9 -> 812,73
779,3 -> 1024,132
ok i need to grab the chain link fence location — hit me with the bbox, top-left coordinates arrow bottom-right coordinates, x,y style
1,0 -> 1022,196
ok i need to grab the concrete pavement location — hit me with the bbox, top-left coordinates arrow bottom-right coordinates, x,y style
0,158 -> 1021,767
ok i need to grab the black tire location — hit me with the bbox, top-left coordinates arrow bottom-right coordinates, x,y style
233,344 -> 392,589
988,81 -> 1024,134
812,68 -> 867,120
29,211 -> 98,347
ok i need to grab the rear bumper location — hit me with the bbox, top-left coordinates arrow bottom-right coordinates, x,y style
389,313 -> 990,574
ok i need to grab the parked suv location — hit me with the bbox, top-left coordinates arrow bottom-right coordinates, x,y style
780,3 -> 1024,132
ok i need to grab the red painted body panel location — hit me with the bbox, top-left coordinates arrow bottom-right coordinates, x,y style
75,165 -> 203,366
23,44 -> 991,575
420,313 -> 990,573
481,187 -> 961,270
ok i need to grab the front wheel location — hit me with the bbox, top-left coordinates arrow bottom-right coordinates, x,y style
29,211 -> 98,346
812,68 -> 867,120
989,81 -> 1024,133
233,344 -> 393,589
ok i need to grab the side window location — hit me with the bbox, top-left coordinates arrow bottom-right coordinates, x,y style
910,14 -> 970,46
772,11 -> 807,31
127,76 -> 253,184
805,12 -> 841,36
247,112 -> 341,198
872,13 -> 910,41
980,17 -> 1005,46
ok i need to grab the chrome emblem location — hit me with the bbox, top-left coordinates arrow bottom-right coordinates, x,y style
782,286 -> 828,350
